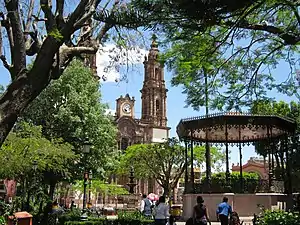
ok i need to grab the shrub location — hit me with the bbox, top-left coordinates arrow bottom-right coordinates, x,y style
58,208 -> 82,225
64,218 -> 154,225
202,171 -> 260,193
117,210 -> 146,220
0,216 -> 5,225
257,210 -> 300,225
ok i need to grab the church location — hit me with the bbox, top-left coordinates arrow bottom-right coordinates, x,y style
114,38 -> 171,195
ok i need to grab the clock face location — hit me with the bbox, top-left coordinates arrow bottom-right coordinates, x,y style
122,103 -> 131,114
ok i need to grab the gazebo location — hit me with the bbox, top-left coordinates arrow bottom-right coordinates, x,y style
176,112 -> 297,194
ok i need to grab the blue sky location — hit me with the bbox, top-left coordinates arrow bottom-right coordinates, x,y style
97,40 -> 298,168
0,39 -> 298,171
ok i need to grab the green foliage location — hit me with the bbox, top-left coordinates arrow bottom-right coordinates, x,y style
48,28 -> 64,41
0,121 -> 74,181
64,217 -> 154,225
0,122 -> 75,213
202,172 -> 260,193
117,211 -> 146,221
118,138 -> 225,195
251,100 -> 300,191
0,216 -> 4,225
257,210 -> 300,225
23,60 -> 118,179
193,146 -> 226,173
58,208 -> 82,225
161,34 -> 227,111
118,138 -> 185,195
72,179 -> 128,196
132,0 -> 300,110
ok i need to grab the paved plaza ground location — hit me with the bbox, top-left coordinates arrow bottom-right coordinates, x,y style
177,221 -> 252,225
176,217 -> 253,225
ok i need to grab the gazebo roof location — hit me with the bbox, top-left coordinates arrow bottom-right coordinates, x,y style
176,112 -> 297,143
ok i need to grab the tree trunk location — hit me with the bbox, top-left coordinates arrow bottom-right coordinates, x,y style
0,37 -> 60,146
49,181 -> 57,200
162,184 -> 170,197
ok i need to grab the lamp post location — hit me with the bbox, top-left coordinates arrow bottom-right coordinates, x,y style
81,138 -> 91,221
33,160 -> 38,172
88,171 -> 93,208
30,160 -> 38,205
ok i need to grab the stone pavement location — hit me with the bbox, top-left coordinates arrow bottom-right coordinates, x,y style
176,217 -> 253,225
177,222 -> 252,225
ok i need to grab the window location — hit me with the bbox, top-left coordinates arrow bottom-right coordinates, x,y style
156,99 -> 160,114
155,68 -> 160,80
121,138 -> 129,150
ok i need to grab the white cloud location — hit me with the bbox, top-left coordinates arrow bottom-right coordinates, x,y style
96,43 -> 147,83
105,109 -> 116,116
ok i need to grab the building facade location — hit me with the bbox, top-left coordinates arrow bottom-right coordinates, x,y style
114,38 -> 170,195
231,157 -> 269,180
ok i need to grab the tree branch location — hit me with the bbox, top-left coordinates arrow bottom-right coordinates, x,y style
40,0 -> 55,31
0,55 -> 13,72
5,0 -> 26,79
73,0 -> 102,29
55,0 -> 64,18
25,0 -> 35,33
226,20 -> 300,45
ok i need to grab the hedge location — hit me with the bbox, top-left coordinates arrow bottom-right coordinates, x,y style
64,218 -> 154,225
201,171 -> 260,193
257,210 -> 300,225
61,210 -> 154,225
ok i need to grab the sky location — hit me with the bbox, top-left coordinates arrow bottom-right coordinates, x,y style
95,40 -> 299,169
0,36 -> 298,171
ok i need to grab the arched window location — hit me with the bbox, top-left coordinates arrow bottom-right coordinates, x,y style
156,99 -> 160,115
121,137 -> 129,150
155,68 -> 160,80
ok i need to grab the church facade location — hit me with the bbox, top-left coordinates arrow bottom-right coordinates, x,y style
114,39 -> 170,195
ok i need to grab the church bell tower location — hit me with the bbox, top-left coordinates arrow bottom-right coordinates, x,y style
140,35 -> 168,127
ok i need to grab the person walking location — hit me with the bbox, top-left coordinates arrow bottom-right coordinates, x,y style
140,194 -> 153,218
153,196 -> 169,225
193,196 -> 211,225
216,197 -> 232,225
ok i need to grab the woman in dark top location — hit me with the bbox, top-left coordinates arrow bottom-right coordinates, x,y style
193,196 -> 211,225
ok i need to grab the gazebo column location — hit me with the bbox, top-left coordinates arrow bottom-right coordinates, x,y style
190,137 -> 195,193
225,124 -> 230,189
285,134 -> 293,210
238,126 -> 243,193
184,141 -> 189,193
267,126 -> 273,191
239,143 -> 243,193
205,127 -> 212,192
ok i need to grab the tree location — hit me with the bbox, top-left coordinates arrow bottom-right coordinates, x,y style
0,121 -> 75,211
72,179 -> 128,198
118,138 -> 225,196
0,0 -> 145,146
129,0 -> 300,110
250,100 -> 300,190
22,59 -> 118,180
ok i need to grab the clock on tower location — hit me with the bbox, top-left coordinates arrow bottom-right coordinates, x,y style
116,94 -> 135,118
122,103 -> 131,114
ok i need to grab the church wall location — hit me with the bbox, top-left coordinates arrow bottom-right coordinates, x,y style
152,128 -> 169,143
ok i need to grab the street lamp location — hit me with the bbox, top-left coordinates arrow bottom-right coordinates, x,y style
83,138 -> 92,154
32,160 -> 38,172
88,171 -> 93,208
